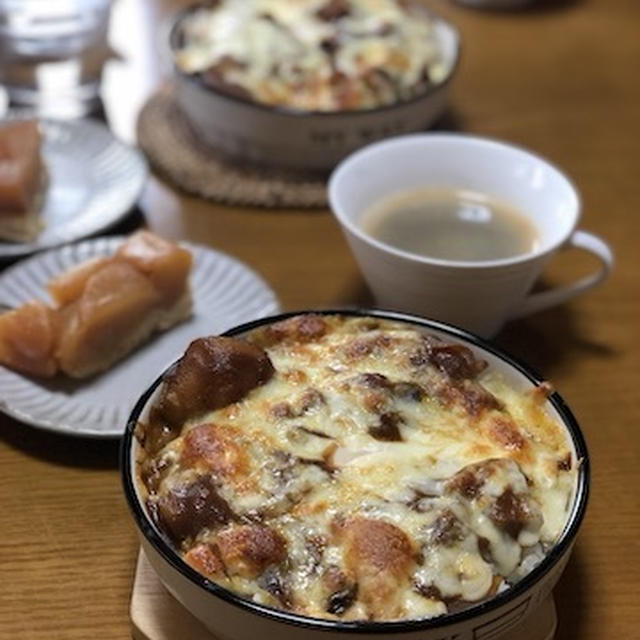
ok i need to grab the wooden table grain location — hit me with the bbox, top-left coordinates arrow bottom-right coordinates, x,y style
1,0 -> 638,638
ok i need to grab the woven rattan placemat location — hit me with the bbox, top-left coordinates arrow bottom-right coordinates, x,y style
136,84 -> 328,208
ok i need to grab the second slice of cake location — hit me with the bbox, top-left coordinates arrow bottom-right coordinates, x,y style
0,120 -> 46,243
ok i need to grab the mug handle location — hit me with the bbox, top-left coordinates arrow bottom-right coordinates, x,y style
512,230 -> 614,318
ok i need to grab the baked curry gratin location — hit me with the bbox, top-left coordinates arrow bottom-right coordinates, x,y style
172,0 -> 448,112
136,314 -> 577,622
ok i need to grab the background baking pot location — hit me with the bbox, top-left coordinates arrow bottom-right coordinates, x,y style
121,309 -> 588,640
169,8 -> 460,171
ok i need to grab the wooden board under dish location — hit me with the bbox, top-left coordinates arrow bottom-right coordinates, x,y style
130,550 -> 557,640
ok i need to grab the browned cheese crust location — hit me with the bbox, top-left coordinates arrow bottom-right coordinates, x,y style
137,314 -> 577,622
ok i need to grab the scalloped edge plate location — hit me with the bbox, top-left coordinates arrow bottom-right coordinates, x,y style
0,236 -> 280,437
0,114 -> 148,259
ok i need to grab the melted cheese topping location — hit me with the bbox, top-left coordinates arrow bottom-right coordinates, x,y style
173,0 -> 448,111
139,315 -> 577,621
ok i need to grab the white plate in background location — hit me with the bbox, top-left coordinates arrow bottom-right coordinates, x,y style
0,115 -> 148,259
0,236 -> 280,437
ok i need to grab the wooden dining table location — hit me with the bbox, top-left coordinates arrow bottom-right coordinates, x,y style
1,0 -> 638,638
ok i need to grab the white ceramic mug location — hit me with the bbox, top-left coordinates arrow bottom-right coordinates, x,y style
328,133 -> 613,337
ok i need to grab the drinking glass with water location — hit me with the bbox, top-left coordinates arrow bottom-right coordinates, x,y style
0,0 -> 113,117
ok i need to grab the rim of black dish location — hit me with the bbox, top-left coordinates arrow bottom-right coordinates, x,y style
121,308 -> 589,634
168,5 -> 460,119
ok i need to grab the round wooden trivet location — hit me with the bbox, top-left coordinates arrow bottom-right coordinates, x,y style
136,84 -> 328,208
130,549 -> 558,640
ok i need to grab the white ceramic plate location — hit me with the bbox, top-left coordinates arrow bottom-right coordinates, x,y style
0,236 -> 280,437
0,115 -> 148,259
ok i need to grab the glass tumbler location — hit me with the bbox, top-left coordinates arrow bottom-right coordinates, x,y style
0,0 -> 113,118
